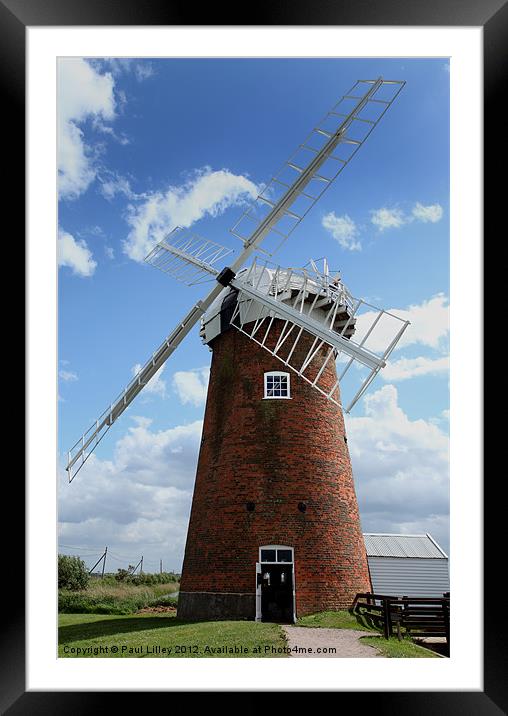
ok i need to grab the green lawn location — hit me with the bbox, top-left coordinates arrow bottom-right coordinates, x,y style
297,610 -> 379,631
360,635 -> 440,658
59,611 -> 440,659
59,613 -> 287,658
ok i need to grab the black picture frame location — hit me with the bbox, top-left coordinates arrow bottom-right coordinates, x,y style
8,0 -> 497,711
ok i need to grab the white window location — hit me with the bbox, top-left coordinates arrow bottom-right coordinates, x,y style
259,545 -> 294,563
264,371 -> 291,399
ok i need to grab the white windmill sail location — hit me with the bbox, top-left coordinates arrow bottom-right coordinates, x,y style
229,78 -> 405,256
144,228 -> 234,285
227,259 -> 410,413
65,76 -> 405,482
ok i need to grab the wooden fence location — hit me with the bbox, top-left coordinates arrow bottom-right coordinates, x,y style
351,592 -> 450,645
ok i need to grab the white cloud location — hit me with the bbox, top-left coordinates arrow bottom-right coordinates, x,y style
135,63 -> 155,82
382,355 -> 449,382
110,417 -> 202,487
98,170 -> 146,202
122,167 -> 259,262
322,212 -> 361,251
429,407 -> 451,427
87,225 -> 106,237
346,384 -> 449,551
104,245 -> 115,259
59,369 -> 78,382
94,58 -> 155,83
172,367 -> 210,407
58,417 -> 203,570
412,202 -> 444,223
371,203 -> 444,232
132,363 -> 167,399
370,207 -> 406,231
58,228 -> 97,277
93,120 -> 130,146
105,180 -> 129,201
354,294 -> 449,354
58,58 -> 116,199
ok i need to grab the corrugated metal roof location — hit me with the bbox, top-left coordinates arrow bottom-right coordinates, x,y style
363,533 -> 447,559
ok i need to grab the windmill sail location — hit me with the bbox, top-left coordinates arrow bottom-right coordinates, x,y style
230,78 -> 405,257
144,228 -> 233,285
65,300 -> 209,481
228,260 -> 410,412
65,76 -> 406,481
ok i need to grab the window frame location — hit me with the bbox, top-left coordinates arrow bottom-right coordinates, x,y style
259,545 -> 295,563
263,370 -> 291,400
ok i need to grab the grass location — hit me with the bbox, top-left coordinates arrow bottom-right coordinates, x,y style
360,635 -> 440,658
86,580 -> 179,598
59,580 -> 179,615
58,606 -> 441,659
296,610 -> 379,632
59,613 -> 287,658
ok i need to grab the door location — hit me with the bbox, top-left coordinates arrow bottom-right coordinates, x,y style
260,564 -> 293,623
258,546 -> 295,623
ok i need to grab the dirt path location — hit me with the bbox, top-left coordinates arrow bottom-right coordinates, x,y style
282,626 -> 382,658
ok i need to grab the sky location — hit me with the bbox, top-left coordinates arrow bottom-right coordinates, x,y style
57,57 -> 450,575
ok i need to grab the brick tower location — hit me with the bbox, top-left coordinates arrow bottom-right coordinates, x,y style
178,275 -> 372,622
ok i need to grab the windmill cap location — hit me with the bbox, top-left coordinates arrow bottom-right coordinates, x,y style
200,262 -> 354,346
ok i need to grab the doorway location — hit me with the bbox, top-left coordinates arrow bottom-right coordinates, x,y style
256,546 -> 295,623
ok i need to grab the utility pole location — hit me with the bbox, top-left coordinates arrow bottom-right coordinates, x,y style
101,546 -> 108,578
160,559 -> 163,574
88,547 -> 107,577
129,556 -> 143,576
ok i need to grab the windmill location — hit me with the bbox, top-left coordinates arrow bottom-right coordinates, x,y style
65,77 -> 410,621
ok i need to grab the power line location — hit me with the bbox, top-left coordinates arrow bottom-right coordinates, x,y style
60,545 -> 172,565
60,551 -> 102,560
59,546 -> 175,574
104,549 -> 141,561
59,544 -> 101,553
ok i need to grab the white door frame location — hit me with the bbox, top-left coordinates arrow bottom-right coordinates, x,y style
255,562 -> 262,621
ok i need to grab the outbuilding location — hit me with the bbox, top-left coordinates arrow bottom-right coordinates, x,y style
363,533 -> 449,598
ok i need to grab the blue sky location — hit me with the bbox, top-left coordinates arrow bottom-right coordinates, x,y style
58,57 -> 449,574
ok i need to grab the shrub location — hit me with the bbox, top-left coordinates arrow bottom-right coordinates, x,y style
114,570 -> 180,585
58,554 -> 89,591
58,592 -> 144,615
58,588 -> 178,615
150,595 -> 178,608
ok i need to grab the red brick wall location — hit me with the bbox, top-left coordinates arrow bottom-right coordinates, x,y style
179,321 -> 371,616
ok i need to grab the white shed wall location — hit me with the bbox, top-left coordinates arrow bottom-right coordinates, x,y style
368,557 -> 449,598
